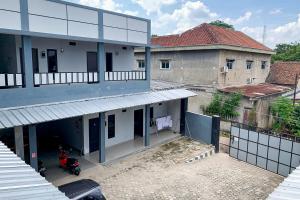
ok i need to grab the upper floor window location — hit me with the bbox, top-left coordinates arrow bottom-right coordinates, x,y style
246,60 -> 253,70
226,59 -> 235,70
137,60 -> 145,69
261,61 -> 267,69
160,60 -> 170,69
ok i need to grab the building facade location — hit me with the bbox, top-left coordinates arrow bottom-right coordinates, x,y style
0,0 -> 194,173
135,24 -> 274,114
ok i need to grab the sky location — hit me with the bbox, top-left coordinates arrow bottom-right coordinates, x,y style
68,0 -> 300,49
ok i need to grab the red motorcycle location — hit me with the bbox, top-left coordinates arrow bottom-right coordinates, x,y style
59,147 -> 81,176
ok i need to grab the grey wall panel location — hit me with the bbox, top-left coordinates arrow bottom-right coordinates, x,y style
103,26 -> 127,42
67,6 -> 98,24
257,157 -> 267,169
28,0 -> 67,19
248,142 -> 257,154
267,160 -> 278,173
293,142 -> 300,154
269,136 -> 280,148
259,133 -> 269,145
279,151 -> 291,165
249,131 -> 258,142
281,139 -> 292,152
240,129 -> 248,139
127,18 -> 147,32
185,112 -> 212,144
29,15 -> 67,35
103,13 -> 127,29
128,30 -> 147,44
268,148 -> 279,162
258,144 -> 267,158
231,126 -> 239,137
239,139 -> 247,151
292,155 -> 300,168
0,10 -> 21,30
278,164 -> 290,176
247,154 -> 256,165
68,21 -> 98,38
231,140 -> 238,148
238,151 -> 247,161
0,0 -> 20,11
230,148 -> 238,158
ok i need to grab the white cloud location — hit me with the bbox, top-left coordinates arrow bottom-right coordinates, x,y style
223,11 -> 252,25
153,1 -> 218,34
269,8 -> 282,15
132,0 -> 176,15
79,0 -> 122,12
241,14 -> 300,48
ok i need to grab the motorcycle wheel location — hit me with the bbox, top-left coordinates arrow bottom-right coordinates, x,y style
74,169 -> 80,176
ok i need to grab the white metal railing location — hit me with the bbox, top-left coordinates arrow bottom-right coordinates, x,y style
105,71 -> 146,81
0,73 -> 23,88
34,72 -> 98,86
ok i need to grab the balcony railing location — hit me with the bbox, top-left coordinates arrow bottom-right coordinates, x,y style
105,71 -> 146,81
34,72 -> 99,86
0,73 -> 23,88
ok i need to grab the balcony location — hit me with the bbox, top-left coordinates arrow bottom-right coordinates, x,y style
105,71 -> 146,81
34,72 -> 99,86
0,74 -> 23,88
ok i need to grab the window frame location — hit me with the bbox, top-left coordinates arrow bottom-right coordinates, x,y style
226,59 -> 235,70
160,60 -> 171,70
246,60 -> 254,70
137,60 -> 145,69
107,114 -> 115,139
261,61 -> 267,69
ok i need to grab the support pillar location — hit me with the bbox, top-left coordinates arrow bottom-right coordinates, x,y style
14,126 -> 24,160
145,47 -> 151,82
29,125 -> 38,171
21,36 -> 33,88
99,113 -> 106,163
211,115 -> 221,153
97,42 -> 105,83
144,105 -> 150,146
180,98 -> 188,135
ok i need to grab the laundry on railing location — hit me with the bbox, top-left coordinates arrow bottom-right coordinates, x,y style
156,116 -> 172,131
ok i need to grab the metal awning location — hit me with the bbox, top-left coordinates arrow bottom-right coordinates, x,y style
0,89 -> 196,129
0,141 -> 69,200
267,166 -> 300,200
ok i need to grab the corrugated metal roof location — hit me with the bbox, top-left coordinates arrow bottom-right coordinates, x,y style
0,141 -> 69,200
0,89 -> 196,129
267,166 -> 300,200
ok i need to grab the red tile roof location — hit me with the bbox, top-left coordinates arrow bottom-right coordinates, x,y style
151,23 -> 272,52
266,62 -> 300,86
219,83 -> 291,98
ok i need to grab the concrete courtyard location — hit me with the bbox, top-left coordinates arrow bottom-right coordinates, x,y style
53,137 -> 283,200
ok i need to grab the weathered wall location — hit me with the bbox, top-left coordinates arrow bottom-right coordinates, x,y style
218,50 -> 271,87
187,88 -> 215,114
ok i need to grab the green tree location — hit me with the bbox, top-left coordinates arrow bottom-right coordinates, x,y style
204,92 -> 242,119
272,42 -> 300,63
209,20 -> 234,29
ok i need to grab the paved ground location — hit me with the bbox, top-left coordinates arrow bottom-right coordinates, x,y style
53,137 -> 283,200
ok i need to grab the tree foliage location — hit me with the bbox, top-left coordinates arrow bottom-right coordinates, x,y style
204,92 -> 242,119
271,97 -> 300,136
209,20 -> 234,29
272,42 -> 300,63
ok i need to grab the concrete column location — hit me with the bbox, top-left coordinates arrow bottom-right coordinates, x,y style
21,36 -> 33,88
99,113 -> 106,163
144,105 -> 150,146
180,98 -> 188,135
29,125 -> 38,171
83,115 -> 90,155
14,126 -> 24,160
145,47 -> 151,82
97,42 -> 105,82
211,115 -> 221,153
20,0 -> 29,31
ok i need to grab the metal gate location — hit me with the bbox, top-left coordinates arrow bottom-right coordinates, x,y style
228,122 -> 300,177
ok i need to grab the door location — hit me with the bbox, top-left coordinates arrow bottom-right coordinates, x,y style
19,48 -> 39,74
134,109 -> 144,138
47,49 -> 58,73
106,52 -> 113,72
89,118 -> 99,153
87,52 -> 98,72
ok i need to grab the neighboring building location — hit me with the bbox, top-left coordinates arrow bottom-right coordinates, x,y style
219,83 -> 291,128
266,61 -> 300,88
135,23 -> 274,114
0,0 -> 195,179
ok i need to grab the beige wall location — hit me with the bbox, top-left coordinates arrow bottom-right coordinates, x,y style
135,48 -> 271,87
218,50 -> 271,87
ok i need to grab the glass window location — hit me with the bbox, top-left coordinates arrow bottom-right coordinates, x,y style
160,60 -> 170,69
137,60 -> 145,68
246,60 -> 253,70
261,61 -> 267,69
108,115 -> 115,139
226,59 -> 235,70
47,49 -> 58,73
